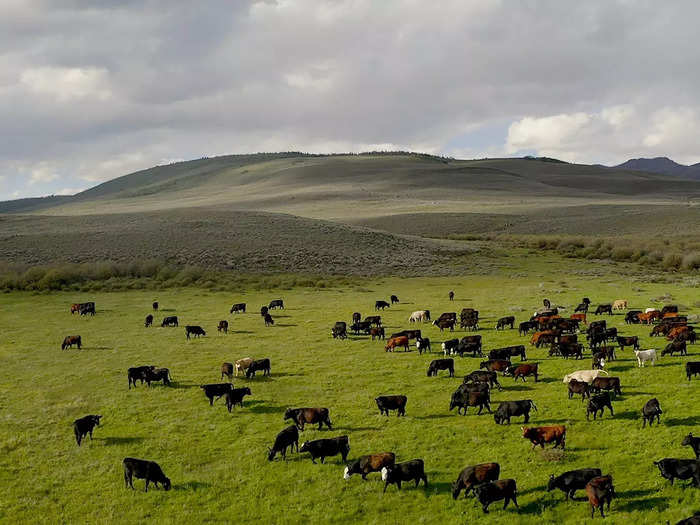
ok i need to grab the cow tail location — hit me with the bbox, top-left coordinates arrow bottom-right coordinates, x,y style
530,400 -> 538,411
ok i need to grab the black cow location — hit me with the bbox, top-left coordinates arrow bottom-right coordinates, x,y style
591,376 -> 622,397
73,415 -> 101,446
595,304 -> 613,315
474,479 -> 518,514
351,321 -> 372,335
225,387 -> 252,412
127,366 -> 155,389
269,299 -> 284,310
364,315 -> 382,326
260,306 -> 269,316
676,512 -> 700,525
381,459 -> 428,492
617,336 -> 639,350
152,301 -> 159,311
390,329 -> 422,340
464,370 -> 502,391
246,358 -> 271,378
682,433 -> 700,459
123,458 -> 171,491
370,327 -> 385,340
284,408 -> 332,431
493,400 -> 537,424
375,300 -> 390,310
332,322 -> 347,339
352,312 -> 361,324
264,313 -> 274,326
567,379 -> 591,401
449,389 -> 491,415
144,367 -> 171,387
459,334 -> 482,352
642,398 -> 662,428
145,314 -> 153,327
300,436 -> 350,464
185,325 -> 206,339
625,311 -> 641,324
575,302 -> 589,313
390,295 -> 399,304
547,468 -> 602,500
687,362 -> 700,380
427,359 -> 454,377
200,383 -> 233,405
442,338 -> 459,355
496,316 -> 515,330
663,340 -> 687,356
80,302 -> 96,316
217,320 -> 228,333
415,337 -> 431,354
230,303 -> 246,313
519,321 -> 539,336
491,345 -> 527,361
586,392 -> 614,421
375,395 -> 407,416
452,463 -> 500,499
653,458 -> 700,486
161,315 -> 178,327
267,425 -> 299,461
449,291 -> 455,301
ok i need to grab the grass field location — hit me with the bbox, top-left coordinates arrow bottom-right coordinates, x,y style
0,256 -> 698,524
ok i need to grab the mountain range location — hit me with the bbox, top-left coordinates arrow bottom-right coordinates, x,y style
612,157 -> 700,180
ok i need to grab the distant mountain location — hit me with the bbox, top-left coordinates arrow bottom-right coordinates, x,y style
614,157 -> 700,180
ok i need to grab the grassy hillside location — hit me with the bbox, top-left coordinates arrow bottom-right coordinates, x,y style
1,259 -> 698,524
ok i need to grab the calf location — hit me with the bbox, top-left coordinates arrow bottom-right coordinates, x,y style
375,395 -> 407,416
591,376 -> 621,397
264,313 -> 274,326
505,363 -> 539,382
185,325 -> 206,339
687,362 -> 700,380
161,315 -> 178,327
547,468 -> 602,500
585,475 -> 615,518
464,370 -> 502,391
681,433 -> 700,459
200,383 -> 233,406
493,400 -> 537,424
344,452 -> 395,480
567,379 -> 591,401
123,458 -> 171,491
225,387 -> 252,412
217,320 -> 228,333
268,299 -> 284,310
152,301 -> 159,311
300,436 -> 350,464
73,415 -> 102,446
427,358 -> 454,377
230,302 -> 246,313
267,425 -> 299,461
61,335 -> 82,350
594,304 -> 613,315
382,459 -> 428,492
415,337 -> 431,354
145,314 -> 153,327
474,479 -> 518,514
369,327 -> 385,340
245,358 -> 271,378
653,458 -> 700,486
452,462 -> 500,499
221,362 -> 234,381
586,392 -> 614,421
496,316 -> 515,330
522,425 -> 566,450
390,294 -> 399,304
285,408 -> 332,431
617,335 -> 639,350
641,398 -> 662,428
634,349 -> 657,367
449,389 -> 491,415
234,357 -> 254,376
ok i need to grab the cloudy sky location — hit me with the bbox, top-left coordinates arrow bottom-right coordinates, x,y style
2,0 -> 700,200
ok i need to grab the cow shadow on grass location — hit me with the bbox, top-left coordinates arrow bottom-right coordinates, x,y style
505,385 -> 534,391
82,346 -> 112,351
97,436 -> 145,446
275,323 -> 298,328
171,381 -> 199,390
174,481 -> 211,491
615,495 -> 668,513
607,365 -> 633,372
535,378 -> 558,384
229,330 -> 255,335
665,416 -> 700,426
612,410 -> 639,421
513,497 -> 560,515
335,425 -> 381,432
413,414 -> 453,420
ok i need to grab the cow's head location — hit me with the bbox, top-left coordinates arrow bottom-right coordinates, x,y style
681,433 -> 694,446
299,441 -> 310,453
493,412 -> 502,424
162,477 -> 171,491
344,460 -> 360,480
284,408 -> 296,420
380,466 -> 393,482
267,447 -> 276,462
546,474 -> 556,491
243,387 -> 252,396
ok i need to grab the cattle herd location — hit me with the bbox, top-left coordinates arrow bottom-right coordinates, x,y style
62,292 -> 699,521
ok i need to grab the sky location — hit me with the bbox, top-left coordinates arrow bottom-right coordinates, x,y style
2,0 -> 700,200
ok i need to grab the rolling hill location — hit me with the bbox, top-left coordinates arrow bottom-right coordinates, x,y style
614,156 -> 700,180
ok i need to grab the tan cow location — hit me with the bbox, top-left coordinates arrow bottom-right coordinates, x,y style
612,300 -> 627,310
234,357 -> 254,376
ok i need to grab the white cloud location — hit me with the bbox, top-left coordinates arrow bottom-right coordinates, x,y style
20,67 -> 112,101
54,187 -> 85,196
28,162 -> 60,185
77,152 -> 146,182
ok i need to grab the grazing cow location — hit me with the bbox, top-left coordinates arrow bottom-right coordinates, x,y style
390,295 -> 399,304
415,337 -> 431,354
185,325 -> 206,339
127,366 -> 155,389
300,436 -> 350,464
230,303 -> 246,313
375,300 -> 390,310
217,320 -> 228,333
260,306 -> 269,317
70,303 -> 80,314
612,299 -> 627,310
375,395 -> 407,416
144,367 -> 171,387
625,311 -> 641,324
427,358 -> 454,377
344,452 -> 395,480
221,362 -> 234,381
586,392 -> 614,420
493,400 -> 537,424
634,349 -> 658,367
574,302 -> 589,313
465,370 -> 502,391
547,468 -> 602,500
245,358 -> 271,378
285,408 -> 332,431
382,459 -> 428,492
152,301 -> 158,311
653,458 -> 700,486
667,326 -> 691,341
449,291 -> 454,301
454,342 -> 482,357
123,458 -> 171,491
522,425 -> 566,450
637,311 -> 658,324
641,398 -> 662,427
571,313 -> 587,324
491,345 -> 527,361
519,320 -> 539,335
591,377 -> 622,397
161,316 -> 178,327
681,433 -> 700,459
409,310 -> 427,323
364,315 -> 382,326
585,475 -> 615,518
661,305 -> 679,316
436,312 -> 457,323
550,342 -> 583,359
460,317 -> 480,331
474,479 -> 518,514
449,389 -> 491,415
562,369 -> 608,384
568,379 -> 591,401
505,363 -> 539,382
267,425 -> 299,461
61,335 -> 82,350
617,336 -> 639,351
687,362 -> 700,380
79,302 -> 96,316
596,346 -> 617,362
390,329 -> 422,340
370,327 -> 385,340
460,335 -> 483,352
264,313 -> 274,326
385,336 -> 409,352
480,359 -> 511,374
73,415 -> 102,446
591,353 -> 605,370
496,316 -> 515,330
458,381 -> 490,396
594,304 -> 613,315
268,299 -> 284,310
435,319 -> 456,332
452,463 -> 500,499
663,340 -> 687,356
200,383 -> 233,405
225,387 -> 252,412
531,330 -> 557,347
332,321 -> 348,340
351,321 -> 372,335
145,314 -> 153,327
234,357 -> 254,376
352,312 -> 361,324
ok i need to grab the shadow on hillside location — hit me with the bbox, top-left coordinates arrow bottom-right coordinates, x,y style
245,400 -> 282,414
612,410 -> 639,421
428,481 -> 453,496
275,323 -> 298,327
414,414 -> 453,420
267,372 -> 304,378
174,481 -> 211,491
536,378 -> 557,384
171,381 -> 199,390
228,330 -> 255,335
665,416 -> 700,426
82,346 -> 111,351
159,308 -> 176,312
615,496 -> 668,513
98,436 -> 145,446
607,365 -> 633,372
518,484 -> 547,496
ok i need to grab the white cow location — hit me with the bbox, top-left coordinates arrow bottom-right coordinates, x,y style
234,357 -> 254,376
409,310 -> 427,323
634,349 -> 657,367
562,369 -> 609,384
645,308 -> 660,314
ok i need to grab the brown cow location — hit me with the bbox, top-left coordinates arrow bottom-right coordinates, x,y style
506,363 -> 539,382
385,336 -> 409,352
452,463 -> 501,499
217,320 -> 228,333
585,475 -> 615,518
61,335 -> 82,350
285,408 -> 332,431
522,425 -> 566,450
531,330 -> 556,347
480,360 -> 511,374
370,327 -> 385,340
70,303 -> 80,314
221,362 -> 234,381
667,326 -> 690,340
344,452 -> 395,480
571,313 -> 587,324
637,312 -> 659,324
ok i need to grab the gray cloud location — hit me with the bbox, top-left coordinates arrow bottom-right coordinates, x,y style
2,0 -> 700,199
